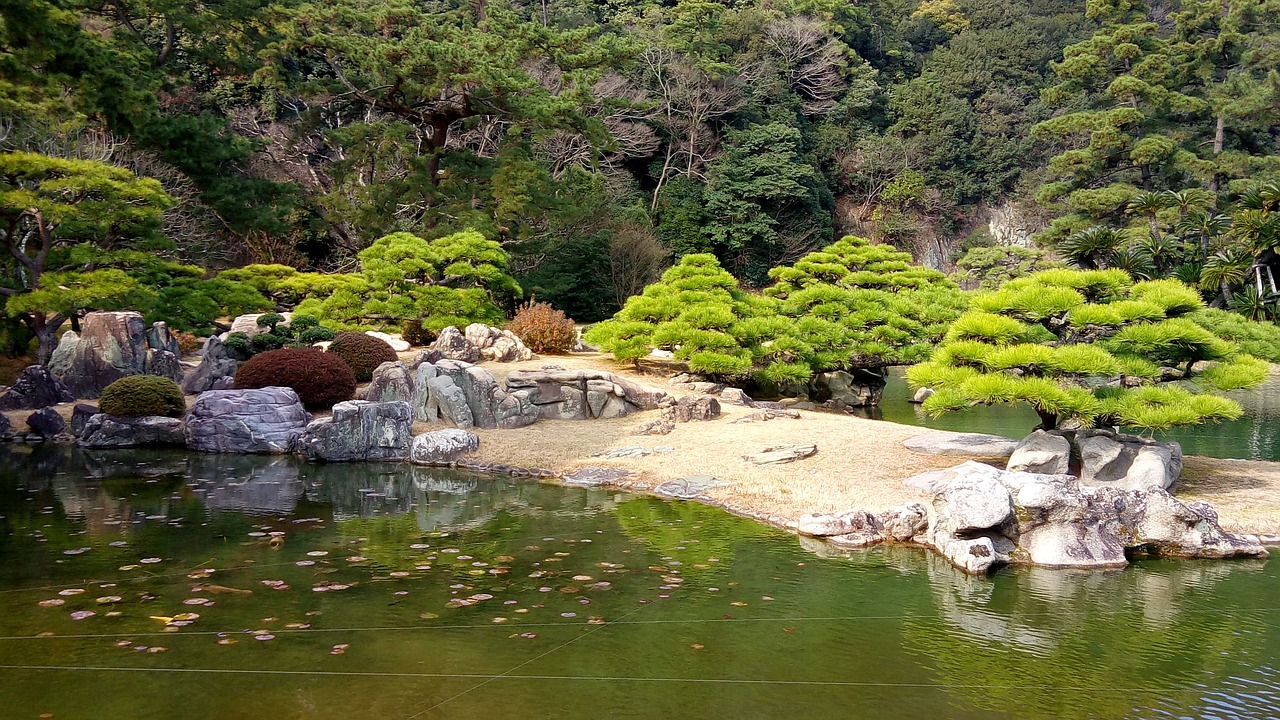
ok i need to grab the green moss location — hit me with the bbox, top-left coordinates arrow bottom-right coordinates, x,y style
99,375 -> 186,418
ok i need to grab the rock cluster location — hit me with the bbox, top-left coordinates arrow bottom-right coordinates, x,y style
505,365 -> 672,422
634,395 -> 721,435
222,312 -> 291,340
1007,429 -> 1182,491
910,461 -> 1266,574
294,400 -> 413,462
426,324 -> 532,364
51,312 -> 189,398
0,365 -> 74,410
812,369 -> 885,410
795,503 -> 929,548
903,431 -> 1020,459
410,429 -> 481,465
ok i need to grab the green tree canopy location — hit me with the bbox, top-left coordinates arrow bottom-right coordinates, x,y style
908,268 -> 1267,430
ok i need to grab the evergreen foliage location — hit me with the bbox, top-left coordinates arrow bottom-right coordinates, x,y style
909,269 -> 1267,431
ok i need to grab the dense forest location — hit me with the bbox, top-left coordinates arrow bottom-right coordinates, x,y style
1,0 -> 1278,357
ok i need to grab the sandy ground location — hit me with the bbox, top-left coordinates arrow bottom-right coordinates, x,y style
8,350 -> 1280,536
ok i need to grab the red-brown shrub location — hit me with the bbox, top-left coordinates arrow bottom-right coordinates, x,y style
326,332 -> 399,382
505,302 -> 577,354
233,348 -> 356,410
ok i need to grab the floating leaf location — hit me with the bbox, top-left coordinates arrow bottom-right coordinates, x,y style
57,589 -> 84,597
139,558 -> 162,564
70,610 -> 95,620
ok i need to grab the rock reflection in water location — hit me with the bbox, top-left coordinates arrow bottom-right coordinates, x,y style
906,551 -> 1271,719
185,454 -> 305,516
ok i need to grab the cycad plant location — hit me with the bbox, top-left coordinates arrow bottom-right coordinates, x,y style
908,269 -> 1267,431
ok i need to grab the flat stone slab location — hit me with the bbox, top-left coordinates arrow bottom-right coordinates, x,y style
742,444 -> 817,465
590,446 -> 676,459
902,431 -> 1019,459
562,467 -> 633,487
654,475 -> 731,499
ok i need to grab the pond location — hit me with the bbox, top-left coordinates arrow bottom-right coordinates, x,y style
1,446 -> 1277,719
866,368 -> 1280,461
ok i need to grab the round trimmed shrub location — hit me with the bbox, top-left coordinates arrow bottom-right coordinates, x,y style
326,332 -> 398,382
250,332 -> 285,352
298,326 -> 337,344
506,302 -> 577,354
233,348 -> 356,409
99,375 -> 187,418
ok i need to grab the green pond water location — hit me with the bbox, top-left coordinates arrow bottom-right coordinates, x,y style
1,446 -> 1278,719
865,368 -> 1280,461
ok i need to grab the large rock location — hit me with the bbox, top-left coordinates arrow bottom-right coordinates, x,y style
70,404 -> 99,436
742,444 -> 817,465
494,388 -> 539,429
812,369 -> 885,410
797,510 -> 882,540
464,323 -> 532,362
181,336 -> 238,394
25,407 -> 66,439
365,330 -> 410,352
364,361 -> 415,404
411,361 -> 438,422
78,414 -> 185,448
902,431 -> 1020,459
670,395 -> 720,422
145,349 -> 185,383
1077,429 -> 1181,490
431,326 -> 481,363
434,360 -> 500,429
185,387 -> 311,454
1006,430 -> 1071,475
294,400 -> 412,462
146,321 -> 182,357
426,375 -> 473,428
0,365 -> 74,410
409,429 -> 480,465
878,502 -> 929,542
223,312 -> 290,340
47,331 -> 79,378
57,311 -> 149,398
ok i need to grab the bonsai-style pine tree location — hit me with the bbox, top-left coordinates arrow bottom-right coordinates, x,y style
765,236 -> 967,372
584,254 -> 794,382
908,268 -> 1267,430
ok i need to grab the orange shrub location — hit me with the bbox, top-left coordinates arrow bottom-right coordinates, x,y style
505,302 -> 577,354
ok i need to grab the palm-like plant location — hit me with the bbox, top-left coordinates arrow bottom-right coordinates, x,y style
1231,209 -> 1280,255
1200,246 -> 1254,305
1058,226 -> 1125,270
1127,192 -> 1172,235
1239,182 -> 1280,213
1176,210 -> 1232,262
1229,285 -> 1279,322
1108,247 -> 1157,280
1133,231 -> 1189,274
1164,188 -> 1214,221
1172,262 -> 1202,286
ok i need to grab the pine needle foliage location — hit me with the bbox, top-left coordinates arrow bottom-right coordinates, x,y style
909,269 -> 1268,431
587,237 -> 966,387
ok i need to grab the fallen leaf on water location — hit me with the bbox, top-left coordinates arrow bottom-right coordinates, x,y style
183,598 -> 208,605
38,599 -> 65,608
139,558 -> 162,564
58,589 -> 84,597
96,596 -> 122,604
690,644 -> 704,650
149,616 -> 174,623
730,602 -> 748,607
70,611 -> 95,620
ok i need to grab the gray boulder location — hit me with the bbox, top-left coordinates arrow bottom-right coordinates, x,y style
145,349 -> 185,383
0,365 -> 74,410
1006,430 -> 1071,475
1077,429 -> 1181,490
409,428 -> 480,465
48,331 -> 79,378
70,404 -> 99,436
56,311 -> 149,398
797,510 -> 883,541
181,336 -> 239,394
720,388 -> 754,406
411,361 -> 438,422
878,502 -> 929,542
426,375 -> 473,428
505,366 -> 673,421
223,312 -> 290,340
364,361 -> 415,404
294,400 -> 412,462
146,321 -> 182,357
653,475 -> 732,500
670,395 -> 720,422
431,326 -> 481,363
910,387 -> 935,404
185,387 -> 311,454
494,388 -> 539,429
25,407 -> 65,439
79,414 -> 185,449
434,360 -> 500,428
903,431 -> 1020,459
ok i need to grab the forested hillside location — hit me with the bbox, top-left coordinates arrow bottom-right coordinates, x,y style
2,0 -> 1278,338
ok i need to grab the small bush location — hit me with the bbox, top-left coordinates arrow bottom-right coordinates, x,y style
174,331 -> 203,355
223,332 -> 252,360
257,312 -> 284,328
326,332 -> 399,382
233,348 -> 356,409
506,302 -> 577,354
400,319 -> 437,347
298,326 -> 337,344
99,375 -> 187,418
250,332 -> 285,352
289,314 -> 320,332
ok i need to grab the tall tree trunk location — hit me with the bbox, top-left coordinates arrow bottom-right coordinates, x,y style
1209,113 -> 1225,193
